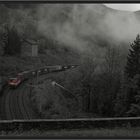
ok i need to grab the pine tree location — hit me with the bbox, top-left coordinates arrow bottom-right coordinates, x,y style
4,25 -> 21,55
125,34 -> 140,79
124,34 -> 140,116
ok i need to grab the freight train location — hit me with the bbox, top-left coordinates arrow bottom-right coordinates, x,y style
8,65 -> 78,88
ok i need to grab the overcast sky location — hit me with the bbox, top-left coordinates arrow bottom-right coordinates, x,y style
104,4 -> 140,12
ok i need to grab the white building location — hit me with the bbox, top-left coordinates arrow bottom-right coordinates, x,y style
21,39 -> 38,57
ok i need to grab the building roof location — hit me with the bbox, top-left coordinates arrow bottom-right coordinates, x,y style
22,38 -> 38,45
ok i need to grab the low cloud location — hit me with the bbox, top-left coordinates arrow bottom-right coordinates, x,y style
37,4 -> 140,52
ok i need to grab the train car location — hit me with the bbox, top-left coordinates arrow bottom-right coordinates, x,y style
37,67 -> 48,75
45,65 -> 62,73
44,65 -> 78,73
8,71 -> 30,88
20,71 -> 32,80
8,77 -> 22,88
61,65 -> 78,71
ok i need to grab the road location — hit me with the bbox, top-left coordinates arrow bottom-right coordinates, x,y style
0,80 -> 39,120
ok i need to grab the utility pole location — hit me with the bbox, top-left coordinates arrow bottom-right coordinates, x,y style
27,71 -> 40,99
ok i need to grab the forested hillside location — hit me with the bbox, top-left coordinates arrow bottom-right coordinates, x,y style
1,4 -> 140,118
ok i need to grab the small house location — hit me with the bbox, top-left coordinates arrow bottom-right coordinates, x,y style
21,39 -> 38,57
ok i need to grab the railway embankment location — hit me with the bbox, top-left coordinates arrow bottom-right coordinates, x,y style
0,117 -> 139,132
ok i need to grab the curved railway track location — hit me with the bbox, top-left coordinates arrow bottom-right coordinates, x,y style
5,88 -> 13,120
21,88 -> 31,119
22,85 -> 38,119
0,82 -> 39,120
18,85 -> 30,119
0,87 -> 10,119
0,65 -> 78,120
13,86 -> 24,119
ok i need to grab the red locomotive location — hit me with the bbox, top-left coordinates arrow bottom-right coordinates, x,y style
8,77 -> 21,87
8,71 -> 29,88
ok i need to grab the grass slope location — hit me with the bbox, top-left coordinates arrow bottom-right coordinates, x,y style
0,127 -> 140,137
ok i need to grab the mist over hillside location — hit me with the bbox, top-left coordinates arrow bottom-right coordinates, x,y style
1,3 -> 139,74
36,4 -> 140,52
2,4 -> 140,54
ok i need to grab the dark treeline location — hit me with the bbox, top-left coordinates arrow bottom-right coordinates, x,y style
51,34 -> 140,118
115,35 -> 140,117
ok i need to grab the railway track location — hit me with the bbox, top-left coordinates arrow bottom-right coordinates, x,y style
18,85 -> 30,119
23,85 -> 38,119
0,76 -> 46,120
14,86 -> 24,119
19,84 -> 39,119
21,86 -> 31,119
0,87 -> 9,119
0,65 -> 78,120
0,82 -> 38,120
1,75 -> 75,120
5,88 -> 13,120
13,78 -> 39,119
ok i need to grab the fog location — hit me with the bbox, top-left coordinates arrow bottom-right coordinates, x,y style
4,4 -> 140,53
37,4 -> 140,51
2,4 -> 136,74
